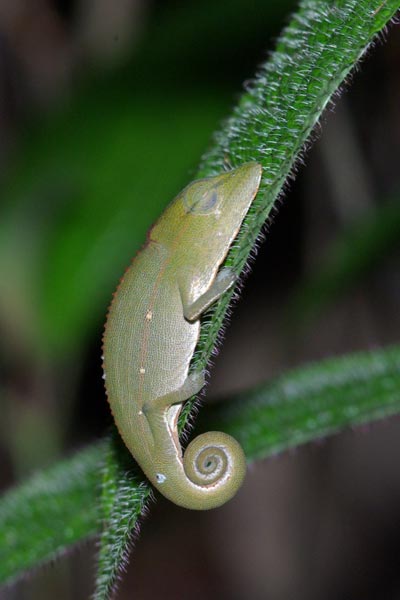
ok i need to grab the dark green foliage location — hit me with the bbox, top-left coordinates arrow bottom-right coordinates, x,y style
2,344 -> 400,588
290,194 -> 400,321
0,1 -> 399,598
192,0 -> 400,374
96,1 -> 400,595
201,344 -> 400,458
0,441 -> 105,584
1,94 -> 227,356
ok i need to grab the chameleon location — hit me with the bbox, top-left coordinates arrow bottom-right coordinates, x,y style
102,161 -> 262,510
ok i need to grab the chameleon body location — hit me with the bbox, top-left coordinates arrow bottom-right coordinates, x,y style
103,162 -> 262,510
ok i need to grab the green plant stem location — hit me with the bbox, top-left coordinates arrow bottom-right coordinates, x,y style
95,1 -> 400,596
2,343 -> 400,587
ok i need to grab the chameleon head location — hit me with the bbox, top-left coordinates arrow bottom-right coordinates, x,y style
151,162 -> 262,264
153,161 -> 264,278
182,161 -> 262,221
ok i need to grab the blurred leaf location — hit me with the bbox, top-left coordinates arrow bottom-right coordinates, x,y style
0,441 -> 105,586
1,93 -> 227,355
2,343 -> 400,587
0,0 -> 298,358
289,193 -> 400,322
38,94 -> 228,355
201,344 -> 400,458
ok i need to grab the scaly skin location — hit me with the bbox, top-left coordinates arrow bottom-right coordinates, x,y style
103,162 -> 262,509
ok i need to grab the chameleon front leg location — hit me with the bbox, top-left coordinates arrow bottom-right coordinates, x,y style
183,267 -> 237,322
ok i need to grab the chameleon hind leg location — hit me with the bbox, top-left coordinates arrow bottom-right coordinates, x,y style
142,371 -> 205,460
142,371 -> 205,417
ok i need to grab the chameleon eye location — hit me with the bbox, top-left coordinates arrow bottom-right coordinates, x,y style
183,181 -> 220,215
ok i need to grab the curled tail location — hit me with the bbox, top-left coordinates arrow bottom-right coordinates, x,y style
147,431 -> 246,510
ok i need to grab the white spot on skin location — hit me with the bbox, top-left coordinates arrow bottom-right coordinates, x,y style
156,473 -> 166,484
145,310 -> 153,321
139,367 -> 146,375
102,373 -> 106,380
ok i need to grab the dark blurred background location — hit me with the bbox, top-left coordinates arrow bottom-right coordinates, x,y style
0,1 -> 400,599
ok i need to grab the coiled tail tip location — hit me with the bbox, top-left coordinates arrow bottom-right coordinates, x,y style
181,430 -> 247,510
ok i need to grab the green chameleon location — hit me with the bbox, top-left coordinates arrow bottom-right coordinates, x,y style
103,162 -> 262,509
